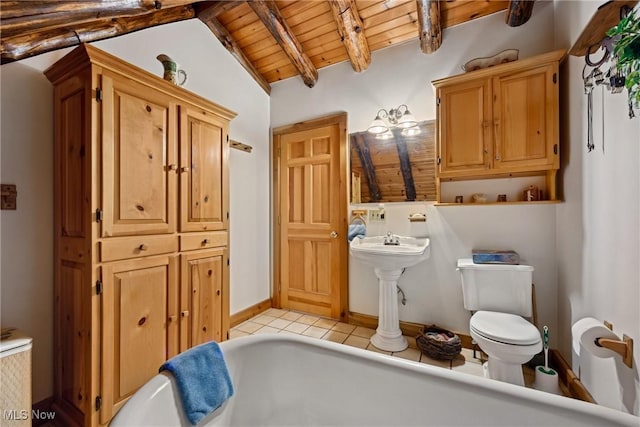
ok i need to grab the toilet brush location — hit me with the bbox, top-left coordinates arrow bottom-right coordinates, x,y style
540,326 -> 553,374
534,326 -> 560,394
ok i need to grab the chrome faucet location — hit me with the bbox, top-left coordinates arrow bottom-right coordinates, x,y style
383,231 -> 399,245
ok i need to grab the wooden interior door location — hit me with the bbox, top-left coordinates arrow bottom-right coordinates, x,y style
273,113 -> 348,321
437,79 -> 491,176
100,255 -> 178,423
493,64 -> 558,171
101,72 -> 177,237
179,105 -> 228,232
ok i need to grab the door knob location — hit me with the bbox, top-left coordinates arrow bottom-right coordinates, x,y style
330,231 -> 338,238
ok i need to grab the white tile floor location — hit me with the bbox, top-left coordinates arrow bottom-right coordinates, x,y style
230,308 -> 513,380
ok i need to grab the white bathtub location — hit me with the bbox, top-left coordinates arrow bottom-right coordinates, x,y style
111,334 -> 638,426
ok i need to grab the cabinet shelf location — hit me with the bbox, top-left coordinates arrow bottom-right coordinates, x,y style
435,200 -> 561,207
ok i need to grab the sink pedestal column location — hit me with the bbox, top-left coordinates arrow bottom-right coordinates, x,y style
370,268 -> 407,352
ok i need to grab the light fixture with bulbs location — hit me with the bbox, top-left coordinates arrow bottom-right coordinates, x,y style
367,104 -> 421,138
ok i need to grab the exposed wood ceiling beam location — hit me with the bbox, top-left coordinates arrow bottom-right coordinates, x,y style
328,0 -> 370,72
248,0 -> 318,88
416,0 -> 442,54
1,6 -> 195,64
351,133 -> 381,202
506,0 -> 535,27
0,0 -> 194,37
197,2 -> 271,94
393,130 -> 416,201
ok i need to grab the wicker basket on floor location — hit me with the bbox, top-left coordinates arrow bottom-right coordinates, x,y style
416,325 -> 462,361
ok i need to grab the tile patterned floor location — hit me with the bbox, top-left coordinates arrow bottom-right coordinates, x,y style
230,308 -> 540,385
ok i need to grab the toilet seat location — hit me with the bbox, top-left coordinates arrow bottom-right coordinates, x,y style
470,311 -> 540,346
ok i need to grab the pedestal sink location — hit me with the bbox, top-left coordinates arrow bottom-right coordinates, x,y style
350,235 -> 430,352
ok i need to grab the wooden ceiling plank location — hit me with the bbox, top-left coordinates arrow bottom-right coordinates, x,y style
442,1 -> 509,28
281,2 -> 333,27
248,0 -> 318,88
361,0 -> 416,28
364,12 -> 418,38
263,63 -> 298,82
1,5 -> 194,64
296,21 -> 340,43
356,0 -> 414,20
217,3 -> 261,31
310,46 -> 350,68
0,0 -> 194,38
328,0 -> 371,72
197,4 -> 271,94
505,0 -> 535,27
367,25 -> 417,50
416,0 -> 441,54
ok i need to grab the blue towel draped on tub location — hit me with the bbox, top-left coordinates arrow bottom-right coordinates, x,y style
160,341 -> 234,426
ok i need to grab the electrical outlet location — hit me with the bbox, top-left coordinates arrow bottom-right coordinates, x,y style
368,208 -> 385,222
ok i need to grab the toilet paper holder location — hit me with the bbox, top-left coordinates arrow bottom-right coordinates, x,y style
595,321 -> 634,368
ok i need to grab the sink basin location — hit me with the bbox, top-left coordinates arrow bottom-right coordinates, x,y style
350,235 -> 430,271
350,235 -> 431,352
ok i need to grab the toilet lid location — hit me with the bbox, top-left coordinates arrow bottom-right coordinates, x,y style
470,311 -> 541,346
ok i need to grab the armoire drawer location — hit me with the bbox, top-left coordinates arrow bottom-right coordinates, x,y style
100,235 -> 179,262
180,231 -> 228,251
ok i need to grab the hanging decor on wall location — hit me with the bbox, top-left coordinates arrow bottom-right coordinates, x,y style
606,7 -> 640,116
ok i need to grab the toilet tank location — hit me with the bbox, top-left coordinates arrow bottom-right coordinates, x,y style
457,259 -> 534,316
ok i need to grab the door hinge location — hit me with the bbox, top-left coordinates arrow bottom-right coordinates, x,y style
95,208 -> 103,222
436,97 -> 441,106
95,395 -> 102,411
96,88 -> 102,102
226,211 -> 229,220
277,214 -> 281,225
436,157 -> 441,165
227,258 -> 230,266
278,283 -> 282,293
96,280 -> 103,295
553,73 -> 557,84
554,144 -> 558,155
226,134 -> 229,142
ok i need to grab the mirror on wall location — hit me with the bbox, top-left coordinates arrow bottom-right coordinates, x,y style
350,120 -> 436,203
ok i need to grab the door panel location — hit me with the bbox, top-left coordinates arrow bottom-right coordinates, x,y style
100,256 -> 178,423
180,106 -> 228,232
101,72 -> 177,237
493,64 -> 557,170
275,115 -> 347,320
437,79 -> 491,176
180,248 -> 227,352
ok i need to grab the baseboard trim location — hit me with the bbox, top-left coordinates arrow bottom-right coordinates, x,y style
347,311 -> 594,403
31,396 -> 55,427
230,298 -> 272,327
550,349 -> 596,403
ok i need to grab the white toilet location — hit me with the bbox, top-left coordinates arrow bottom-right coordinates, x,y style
457,259 -> 541,386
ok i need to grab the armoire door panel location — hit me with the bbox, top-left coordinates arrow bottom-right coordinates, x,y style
180,248 -> 226,352
101,72 -> 177,237
180,106 -> 228,232
100,255 -> 178,424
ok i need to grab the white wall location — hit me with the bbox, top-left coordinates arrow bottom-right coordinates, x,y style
554,1 -> 640,415
0,19 -> 271,402
271,3 -> 559,335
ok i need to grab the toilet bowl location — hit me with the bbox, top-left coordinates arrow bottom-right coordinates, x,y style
469,311 -> 541,385
457,259 -> 541,387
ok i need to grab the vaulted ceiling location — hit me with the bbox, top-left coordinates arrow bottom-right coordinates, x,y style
0,1 -> 535,93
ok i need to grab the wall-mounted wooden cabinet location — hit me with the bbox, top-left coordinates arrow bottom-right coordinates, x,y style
433,50 -> 565,204
45,44 -> 235,427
